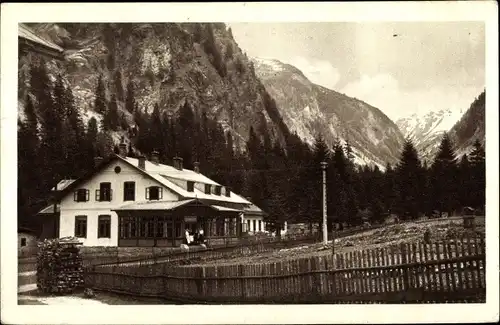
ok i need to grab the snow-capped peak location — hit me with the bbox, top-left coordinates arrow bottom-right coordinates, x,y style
251,57 -> 285,72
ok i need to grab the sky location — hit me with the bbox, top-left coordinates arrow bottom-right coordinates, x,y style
229,22 -> 485,121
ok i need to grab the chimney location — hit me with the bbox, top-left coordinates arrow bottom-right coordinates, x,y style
138,155 -> 146,170
94,156 -> 103,169
193,161 -> 200,173
173,156 -> 183,170
118,142 -> 127,157
151,150 -> 159,164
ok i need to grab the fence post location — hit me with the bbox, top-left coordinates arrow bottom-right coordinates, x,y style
239,264 -> 246,299
401,243 -> 410,291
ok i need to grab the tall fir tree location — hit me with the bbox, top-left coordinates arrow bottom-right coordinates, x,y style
430,133 -> 458,217
395,138 -> 424,219
125,80 -> 136,114
469,139 -> 485,210
94,75 -> 107,114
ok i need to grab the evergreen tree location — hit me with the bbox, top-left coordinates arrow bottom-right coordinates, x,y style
94,75 -> 107,114
457,153 -> 472,208
86,117 -> 99,159
125,80 -> 136,114
102,94 -> 119,131
395,138 -> 424,220
114,70 -> 124,101
430,133 -> 458,217
18,95 -> 41,218
469,139 -> 485,210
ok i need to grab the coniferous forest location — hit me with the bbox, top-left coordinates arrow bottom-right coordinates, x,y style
18,61 -> 486,235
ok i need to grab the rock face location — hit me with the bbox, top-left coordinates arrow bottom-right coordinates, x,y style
396,91 -> 485,162
18,23 -> 290,149
449,91 -> 486,157
252,58 -> 406,168
396,108 -> 464,163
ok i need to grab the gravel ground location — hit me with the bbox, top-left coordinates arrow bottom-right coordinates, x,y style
181,217 -> 485,267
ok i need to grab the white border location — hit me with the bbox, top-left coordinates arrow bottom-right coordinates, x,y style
1,2 -> 498,324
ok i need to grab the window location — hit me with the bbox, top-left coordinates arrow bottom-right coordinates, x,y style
215,186 -> 222,196
97,215 -> 111,238
123,182 -> 135,201
74,189 -> 89,202
247,220 -> 250,232
96,182 -> 112,201
157,218 -> 165,238
187,181 -> 194,192
215,218 -> 225,236
146,186 -> 162,200
175,221 -> 182,238
225,187 -> 231,197
258,220 -> 262,232
205,184 -> 211,194
166,220 -> 173,238
21,238 -> 27,247
74,216 -> 87,238
120,216 -> 137,239
253,220 -> 256,233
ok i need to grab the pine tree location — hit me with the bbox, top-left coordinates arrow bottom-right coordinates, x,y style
86,117 -> 99,159
125,80 -> 136,114
469,139 -> 485,210
102,94 -> 119,131
94,75 -> 107,114
457,153 -> 472,208
18,95 -> 41,218
114,70 -> 124,101
430,133 -> 458,217
395,138 -> 424,220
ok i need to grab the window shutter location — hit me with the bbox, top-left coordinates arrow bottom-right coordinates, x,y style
159,188 -> 163,199
95,189 -> 100,201
85,189 -> 89,202
110,189 -> 113,201
146,187 -> 150,200
74,191 -> 78,201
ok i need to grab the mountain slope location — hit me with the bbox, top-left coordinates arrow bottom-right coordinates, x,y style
252,58 -> 406,168
449,91 -> 486,157
18,23 -> 290,150
396,109 -> 464,163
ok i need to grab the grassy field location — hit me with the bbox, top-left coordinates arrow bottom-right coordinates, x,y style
180,216 -> 485,267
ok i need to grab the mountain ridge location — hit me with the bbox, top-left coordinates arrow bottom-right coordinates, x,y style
252,57 -> 406,168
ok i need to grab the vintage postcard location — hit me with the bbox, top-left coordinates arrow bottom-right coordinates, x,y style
1,1 -> 499,324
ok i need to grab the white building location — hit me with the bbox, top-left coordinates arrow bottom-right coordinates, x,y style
37,144 -> 266,247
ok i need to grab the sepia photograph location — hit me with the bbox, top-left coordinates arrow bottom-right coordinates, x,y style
1,2 -> 499,324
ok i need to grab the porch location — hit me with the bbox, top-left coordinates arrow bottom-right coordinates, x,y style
113,199 -> 244,247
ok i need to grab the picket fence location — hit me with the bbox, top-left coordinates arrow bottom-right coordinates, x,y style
85,235 -> 486,303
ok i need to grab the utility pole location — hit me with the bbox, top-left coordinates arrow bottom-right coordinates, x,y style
321,161 -> 328,244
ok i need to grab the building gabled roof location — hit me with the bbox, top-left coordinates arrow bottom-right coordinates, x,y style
51,179 -> 76,191
19,24 -> 65,59
18,226 -> 37,234
244,203 -> 266,216
54,154 -> 252,206
38,204 -> 60,215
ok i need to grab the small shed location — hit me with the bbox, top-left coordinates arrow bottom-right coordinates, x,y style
18,226 -> 38,257
462,207 -> 476,229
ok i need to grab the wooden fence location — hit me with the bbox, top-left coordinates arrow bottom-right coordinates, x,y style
85,233 -> 321,268
85,235 -> 486,303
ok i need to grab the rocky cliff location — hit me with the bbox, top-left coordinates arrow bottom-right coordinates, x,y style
252,58 -> 406,168
18,23 -> 290,149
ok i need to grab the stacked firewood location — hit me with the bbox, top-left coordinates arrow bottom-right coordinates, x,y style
36,237 -> 84,294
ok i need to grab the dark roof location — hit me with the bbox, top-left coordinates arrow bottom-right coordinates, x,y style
18,24 -> 65,60
18,226 -> 37,234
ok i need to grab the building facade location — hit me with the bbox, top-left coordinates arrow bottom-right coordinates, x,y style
39,145 -> 267,247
